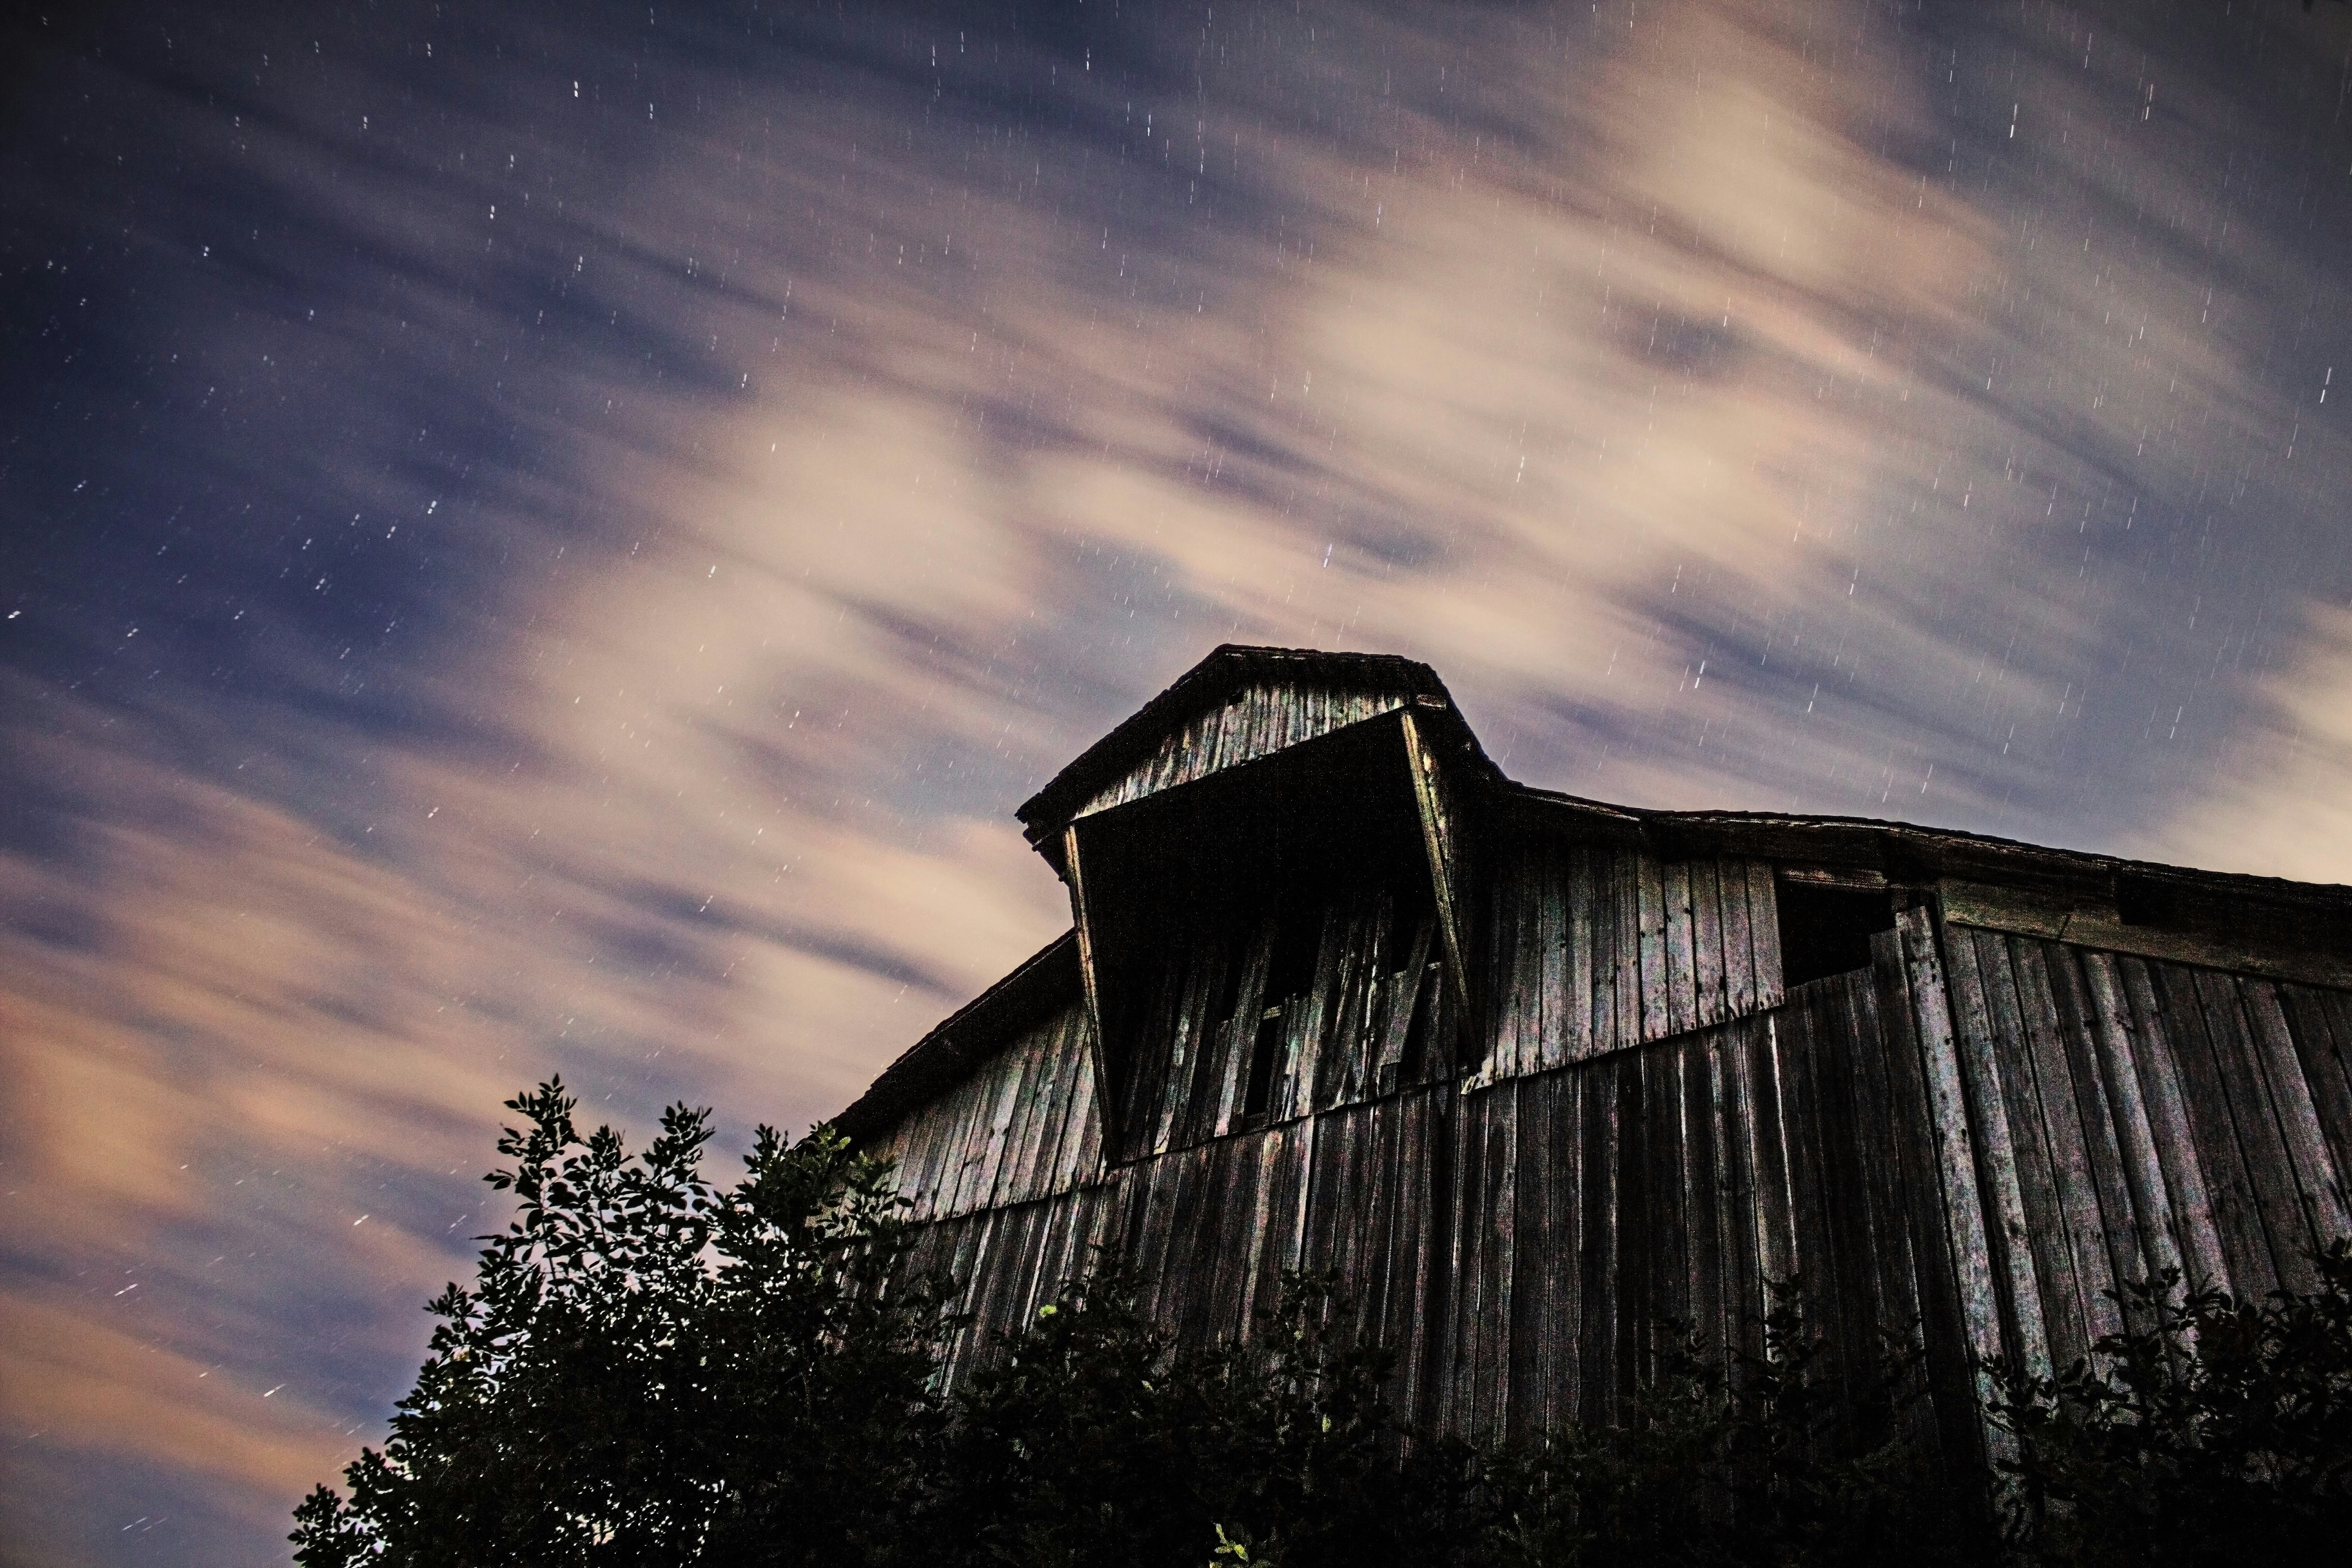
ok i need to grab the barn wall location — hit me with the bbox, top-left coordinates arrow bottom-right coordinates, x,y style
896,1182 -> 1127,1388
867,998 -> 1103,1223
1477,843 -> 1786,1084
877,962 -> 1951,1448
1936,921 -> 2352,1375
1110,842 -> 1793,1165
1421,956 -> 1957,1450
870,897 -> 2352,1455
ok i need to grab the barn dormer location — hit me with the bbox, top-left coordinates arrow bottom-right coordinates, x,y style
1016,647 -> 1499,1161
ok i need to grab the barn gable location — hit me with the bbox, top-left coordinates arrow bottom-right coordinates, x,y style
1013,645 -> 1488,853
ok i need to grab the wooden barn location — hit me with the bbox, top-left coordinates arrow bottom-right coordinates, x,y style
835,645 -> 2352,1465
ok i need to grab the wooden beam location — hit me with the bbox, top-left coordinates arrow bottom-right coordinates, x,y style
1942,879 -> 2352,990
1063,823 -> 1121,1159
1400,710 -> 1470,1054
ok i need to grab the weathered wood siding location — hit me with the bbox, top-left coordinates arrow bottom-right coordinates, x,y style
1419,960 -> 1948,1449
878,963 -> 1946,1449
1111,885 -> 1458,1160
867,999 -> 1103,1222
897,1183 -> 1128,1387
1937,922 -> 2352,1353
1477,843 -> 1786,1083
1072,680 -> 1412,821
871,897 -> 2352,1455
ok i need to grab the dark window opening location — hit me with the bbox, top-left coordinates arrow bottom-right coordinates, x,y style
1776,879 -> 1896,988
1243,898 -> 1324,1124
1262,899 -> 1323,1009
1397,960 -> 1441,1080
2115,872 -> 2182,929
1205,936 -> 1250,1058
1243,1004 -> 1286,1119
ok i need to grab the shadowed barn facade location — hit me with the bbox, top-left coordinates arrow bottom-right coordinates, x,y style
837,647 -> 2352,1466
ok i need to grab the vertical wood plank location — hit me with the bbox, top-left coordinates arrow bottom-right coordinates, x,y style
2114,959 -> 2239,1292
1021,1013 -> 1083,1204
1971,931 -> 2089,1369
1552,1069 -> 1588,1430
1613,1052 -> 1658,1407
2191,971 -> 2328,1289
1999,936 -> 2109,1321
1665,859 -> 1699,1038
2238,979 -> 2351,1250
1720,860 -> 1757,1019
1000,1030 -> 1058,1209
1641,1045 -> 1690,1372
1399,710 -> 1470,1030
1436,1090 -> 1478,1437
1335,897 -> 1384,1110
2024,944 -> 2136,1339
1615,851 -> 1644,1057
1869,930 -> 1980,1467
1513,850 -> 1544,1081
1478,858 -> 1519,1088
1825,979 -> 1891,1426
1152,965 -> 1203,1154
1066,1014 -> 1108,1191
1479,1084 -> 1521,1441
1395,1086 -> 1441,1428
1063,823 -> 1121,1159
1719,1015 -> 1770,1370
1682,1035 -> 1730,1365
1006,1029 -> 1062,1208
1939,923 -> 2053,1378
949,1068 -> 1010,1219
1775,995 -> 1841,1368
1513,1073 -> 1569,1436
1238,1123 -> 1298,1334
1637,853 -> 1670,1045
1839,968 -> 1929,1441
1748,862 -> 1786,1012
1568,847 -> 1597,1064
1580,1057 -> 1623,1422
2144,964 -> 2281,1293
1748,1014 -> 1803,1307
2041,959 -> 2154,1316
1895,907 -> 2014,1453
1692,860 -> 1728,1032
1538,845 -> 1570,1073
2278,986 -> 2352,1204
1350,1100 -> 1397,1351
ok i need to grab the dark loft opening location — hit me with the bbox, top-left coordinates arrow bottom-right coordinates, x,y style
1243,895 -> 1325,1120
1776,879 -> 1896,988
1070,710 -> 1444,1154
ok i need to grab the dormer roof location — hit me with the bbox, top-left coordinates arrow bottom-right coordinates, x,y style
1014,644 -> 1499,865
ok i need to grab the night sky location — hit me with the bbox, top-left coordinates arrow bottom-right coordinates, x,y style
5,2 -> 2352,1562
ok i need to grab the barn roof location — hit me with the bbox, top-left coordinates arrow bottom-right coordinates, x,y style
1013,644 -> 1498,852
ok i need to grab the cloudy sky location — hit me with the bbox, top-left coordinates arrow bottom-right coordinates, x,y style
4,0 -> 2351,1561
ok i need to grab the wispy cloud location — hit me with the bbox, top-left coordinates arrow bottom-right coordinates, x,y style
2147,598 -> 2352,885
